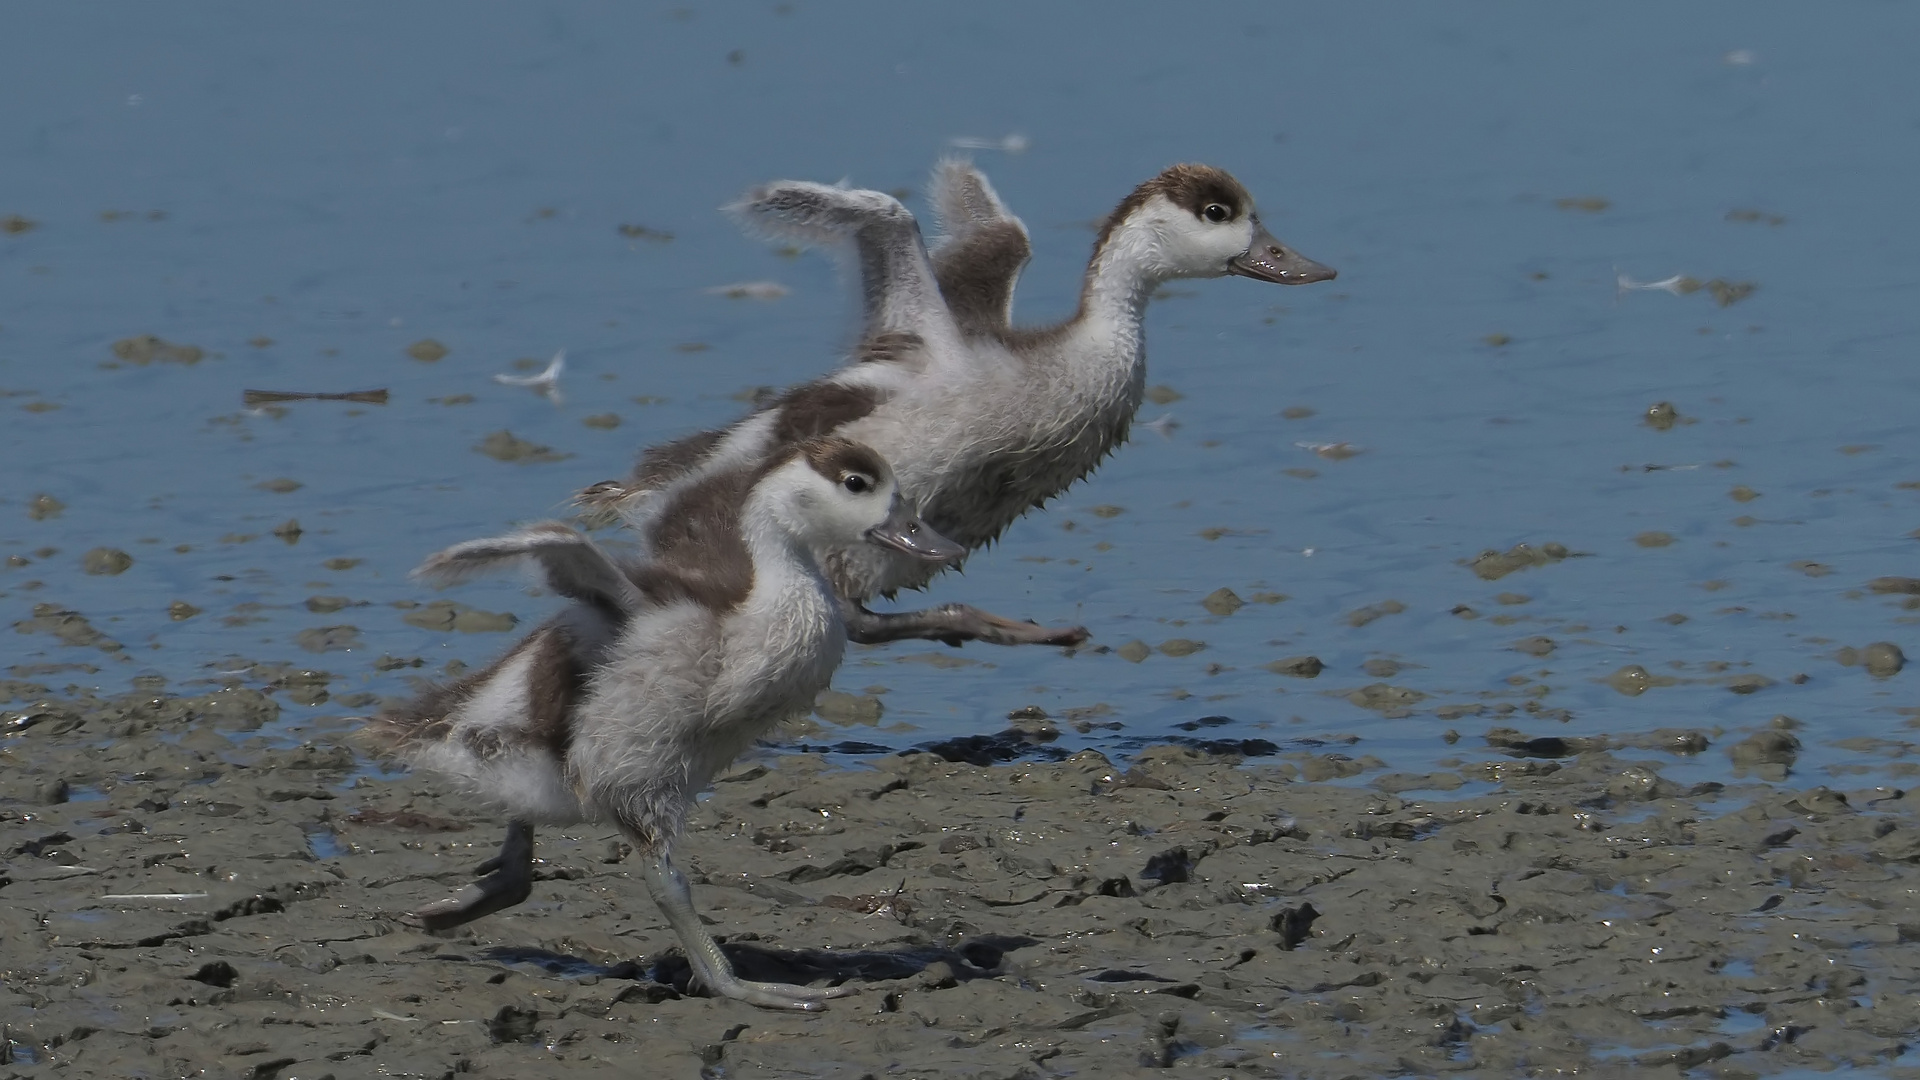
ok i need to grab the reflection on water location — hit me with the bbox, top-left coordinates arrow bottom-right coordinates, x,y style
2,4 -> 1917,787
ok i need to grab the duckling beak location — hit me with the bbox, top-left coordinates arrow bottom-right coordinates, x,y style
866,499 -> 965,564
1228,219 -> 1337,285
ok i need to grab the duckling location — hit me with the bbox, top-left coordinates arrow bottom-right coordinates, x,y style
581,163 -> 1334,648
369,437 -> 962,1010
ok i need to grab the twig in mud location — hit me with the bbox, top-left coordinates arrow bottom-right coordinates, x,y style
243,388 -> 390,406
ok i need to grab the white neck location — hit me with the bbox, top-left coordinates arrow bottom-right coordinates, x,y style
1077,215 -> 1167,330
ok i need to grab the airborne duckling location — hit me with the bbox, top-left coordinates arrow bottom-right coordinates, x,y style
367,437 -> 961,1010
581,162 -> 1334,648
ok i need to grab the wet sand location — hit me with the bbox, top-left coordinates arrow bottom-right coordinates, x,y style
4,687 -> 1920,1078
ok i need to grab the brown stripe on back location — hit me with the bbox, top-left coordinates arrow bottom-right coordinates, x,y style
770,379 -> 882,446
629,427 -> 726,491
632,466 -> 759,612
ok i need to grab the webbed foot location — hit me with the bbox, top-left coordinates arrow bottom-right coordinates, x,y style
844,600 -> 1087,648
412,819 -> 535,932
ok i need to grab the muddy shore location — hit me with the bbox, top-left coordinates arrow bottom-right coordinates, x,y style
4,686 -> 1920,1079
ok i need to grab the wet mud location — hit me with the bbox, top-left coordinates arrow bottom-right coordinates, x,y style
5,690 -> 1920,1078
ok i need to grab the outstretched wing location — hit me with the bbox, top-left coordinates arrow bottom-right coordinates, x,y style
414,521 -> 642,617
731,179 -> 959,350
927,159 -> 1031,335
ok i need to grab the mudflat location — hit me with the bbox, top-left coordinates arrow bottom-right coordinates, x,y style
4,687 -> 1919,1078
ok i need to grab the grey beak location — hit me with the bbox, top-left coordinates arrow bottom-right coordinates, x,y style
866,498 -> 965,564
1228,218 -> 1337,285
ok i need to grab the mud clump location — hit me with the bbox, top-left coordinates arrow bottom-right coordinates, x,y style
401,600 -> 517,633
81,547 -> 134,575
1200,588 -> 1243,616
406,338 -> 449,362
476,430 -> 571,464
111,334 -> 203,365
1265,655 -> 1323,678
1729,728 -> 1801,781
1466,541 -> 1572,581
1838,642 -> 1908,679
8,690 -> 1920,1077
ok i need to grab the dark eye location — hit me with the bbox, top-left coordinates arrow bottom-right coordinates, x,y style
1203,203 -> 1230,223
841,473 -> 873,494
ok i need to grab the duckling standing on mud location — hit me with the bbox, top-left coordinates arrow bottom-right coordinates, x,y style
368,437 -> 961,1010
580,162 -> 1334,648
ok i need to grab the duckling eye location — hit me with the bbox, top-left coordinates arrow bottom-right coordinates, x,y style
841,472 -> 874,495
1202,203 -> 1230,223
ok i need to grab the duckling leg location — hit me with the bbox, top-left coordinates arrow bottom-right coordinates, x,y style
413,819 -> 536,931
641,851 -> 852,1011
843,599 -> 1088,648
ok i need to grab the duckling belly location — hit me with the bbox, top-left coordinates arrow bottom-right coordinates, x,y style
568,587 -> 843,846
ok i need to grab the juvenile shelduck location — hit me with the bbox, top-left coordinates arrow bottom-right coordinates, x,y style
580,163 -> 1334,647
369,437 -> 961,1010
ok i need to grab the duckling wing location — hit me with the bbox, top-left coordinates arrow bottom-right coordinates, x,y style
414,522 -> 643,617
731,179 -> 961,351
928,159 -> 1030,335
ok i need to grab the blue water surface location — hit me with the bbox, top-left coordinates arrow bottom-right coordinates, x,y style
2,3 -> 1916,788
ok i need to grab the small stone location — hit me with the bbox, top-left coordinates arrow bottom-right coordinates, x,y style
1157,638 -> 1205,658
1868,577 -> 1920,595
168,601 -> 201,621
581,413 -> 622,430
1729,485 -> 1760,503
1634,531 -> 1676,548
1144,385 -> 1183,405
27,494 -> 63,520
273,519 -> 303,543
323,557 -> 362,571
82,548 -> 133,575
305,596 -> 354,614
256,478 -> 303,494
1644,401 -> 1680,430
1116,640 -> 1151,664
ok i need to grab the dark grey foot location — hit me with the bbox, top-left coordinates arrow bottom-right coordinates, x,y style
413,819 -> 535,932
843,600 -> 1088,648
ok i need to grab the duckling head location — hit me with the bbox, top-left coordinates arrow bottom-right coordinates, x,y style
768,437 -> 964,563
1095,163 -> 1335,287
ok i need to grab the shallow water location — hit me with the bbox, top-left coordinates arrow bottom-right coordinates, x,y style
3,4 -> 1917,790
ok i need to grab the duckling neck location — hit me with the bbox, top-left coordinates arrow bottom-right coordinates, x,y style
1076,219 -> 1164,330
